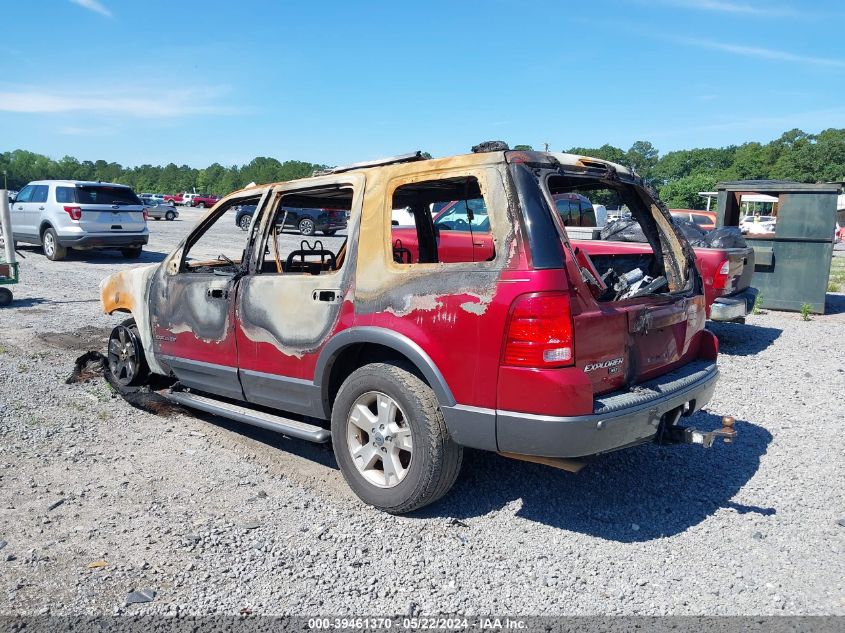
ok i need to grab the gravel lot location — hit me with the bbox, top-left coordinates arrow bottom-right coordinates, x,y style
1,207 -> 843,616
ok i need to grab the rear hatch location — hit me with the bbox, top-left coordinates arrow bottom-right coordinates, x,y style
73,185 -> 147,233
513,152 -> 705,397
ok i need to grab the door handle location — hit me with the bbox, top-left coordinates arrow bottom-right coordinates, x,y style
313,289 -> 337,302
38,206 -> 45,210
206,288 -> 229,300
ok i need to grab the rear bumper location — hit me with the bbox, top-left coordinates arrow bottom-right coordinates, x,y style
443,360 -> 719,458
58,233 -> 149,248
710,287 -> 757,322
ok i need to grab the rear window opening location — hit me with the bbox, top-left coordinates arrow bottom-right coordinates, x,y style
541,172 -> 691,303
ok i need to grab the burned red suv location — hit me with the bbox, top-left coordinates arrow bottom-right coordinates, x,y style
100,145 -> 732,514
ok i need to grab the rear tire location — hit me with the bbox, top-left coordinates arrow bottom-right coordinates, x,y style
106,320 -> 149,387
331,362 -> 463,514
239,215 -> 252,231
0,287 -> 12,307
121,247 -> 142,259
42,228 -> 66,261
299,218 -> 316,236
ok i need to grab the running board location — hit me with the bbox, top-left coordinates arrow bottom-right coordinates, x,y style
164,390 -> 331,443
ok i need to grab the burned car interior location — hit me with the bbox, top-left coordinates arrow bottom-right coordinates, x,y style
541,171 -> 692,302
259,185 -> 353,275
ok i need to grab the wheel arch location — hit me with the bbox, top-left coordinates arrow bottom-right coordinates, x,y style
315,327 -> 456,418
38,221 -> 55,242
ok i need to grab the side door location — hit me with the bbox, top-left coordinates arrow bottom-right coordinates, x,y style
149,189 -> 270,400
234,174 -> 364,416
9,184 -> 36,241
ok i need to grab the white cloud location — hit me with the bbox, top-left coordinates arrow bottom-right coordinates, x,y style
69,0 -> 112,17
672,36 -> 845,68
0,86 -> 238,118
653,0 -> 797,17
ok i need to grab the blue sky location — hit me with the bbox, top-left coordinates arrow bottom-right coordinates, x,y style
1,0 -> 843,167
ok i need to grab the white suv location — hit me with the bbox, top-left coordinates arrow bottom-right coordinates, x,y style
9,180 -> 149,261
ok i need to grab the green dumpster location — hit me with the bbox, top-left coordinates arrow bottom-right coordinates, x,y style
715,180 -> 839,314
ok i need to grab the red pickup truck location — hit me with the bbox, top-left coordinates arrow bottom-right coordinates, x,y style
163,193 -> 183,205
191,194 -> 220,208
393,200 -> 756,322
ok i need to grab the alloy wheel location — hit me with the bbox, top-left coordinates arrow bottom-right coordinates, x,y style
346,391 -> 413,488
107,325 -> 141,386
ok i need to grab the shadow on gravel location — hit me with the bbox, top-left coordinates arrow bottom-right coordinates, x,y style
824,293 -> 845,315
4,244 -> 167,264
421,411 -> 774,541
186,411 -> 339,469
13,297 -> 100,309
707,321 -> 782,356
64,249 -> 167,264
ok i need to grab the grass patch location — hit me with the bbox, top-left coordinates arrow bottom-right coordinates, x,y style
752,291 -> 765,315
830,257 -> 845,291
800,303 -> 812,321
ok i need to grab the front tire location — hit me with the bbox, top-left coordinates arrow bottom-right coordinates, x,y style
121,247 -> 142,259
0,287 -> 12,307
298,218 -> 316,236
165,210 -> 176,221
106,320 -> 149,387
331,362 -> 463,514
42,228 -> 66,261
239,215 -> 252,231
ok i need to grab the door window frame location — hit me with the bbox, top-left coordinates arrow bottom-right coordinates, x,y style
248,173 -> 364,277
385,167 -> 503,271
167,187 -> 272,276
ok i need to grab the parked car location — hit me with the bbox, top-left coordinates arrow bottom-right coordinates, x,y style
10,180 -> 148,261
139,197 -> 178,221
671,209 -> 716,231
100,146 -> 731,514
163,193 -> 183,205
181,193 -> 198,207
190,194 -> 220,208
235,204 -> 347,235
740,214 -> 776,235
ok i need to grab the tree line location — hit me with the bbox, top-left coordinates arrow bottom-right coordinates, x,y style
2,128 -> 843,209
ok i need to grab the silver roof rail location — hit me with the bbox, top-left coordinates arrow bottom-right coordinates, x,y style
313,151 -> 425,176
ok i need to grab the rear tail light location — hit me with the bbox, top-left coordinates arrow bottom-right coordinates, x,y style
143,208 -> 149,222
63,205 -> 82,221
502,292 -> 575,368
713,260 -> 731,291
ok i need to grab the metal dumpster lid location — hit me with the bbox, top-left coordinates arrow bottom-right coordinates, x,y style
715,179 -> 841,193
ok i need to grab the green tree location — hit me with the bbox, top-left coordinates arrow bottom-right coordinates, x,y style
659,173 -> 719,209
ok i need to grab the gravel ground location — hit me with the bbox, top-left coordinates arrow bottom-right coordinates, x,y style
0,208 -> 844,616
